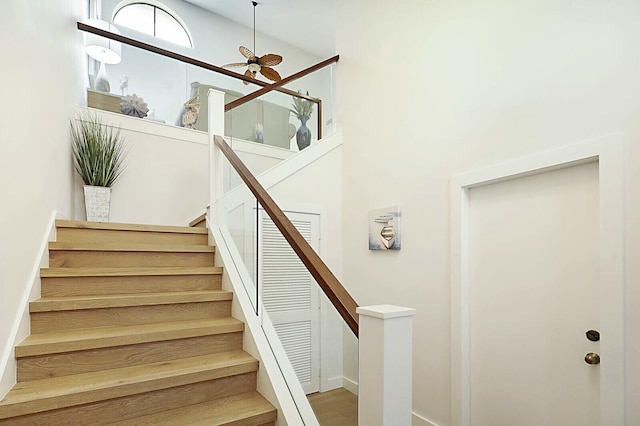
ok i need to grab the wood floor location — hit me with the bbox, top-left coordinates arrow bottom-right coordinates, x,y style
308,388 -> 358,426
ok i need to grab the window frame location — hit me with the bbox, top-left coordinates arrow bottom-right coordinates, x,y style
112,1 -> 193,49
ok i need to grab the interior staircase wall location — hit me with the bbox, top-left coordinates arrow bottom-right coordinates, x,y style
72,109 -> 210,226
0,1 -> 86,397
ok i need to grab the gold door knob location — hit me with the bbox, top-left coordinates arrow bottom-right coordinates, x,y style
585,353 -> 600,365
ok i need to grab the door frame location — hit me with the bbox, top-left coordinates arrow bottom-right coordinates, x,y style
450,134 -> 625,426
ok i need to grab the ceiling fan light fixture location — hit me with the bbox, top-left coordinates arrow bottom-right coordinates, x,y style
221,0 -> 283,84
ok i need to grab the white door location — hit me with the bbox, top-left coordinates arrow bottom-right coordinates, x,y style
468,162 -> 601,426
260,211 -> 321,394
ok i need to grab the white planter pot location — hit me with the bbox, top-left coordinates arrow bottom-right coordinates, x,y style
84,185 -> 111,222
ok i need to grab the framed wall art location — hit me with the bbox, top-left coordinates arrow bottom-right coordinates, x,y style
369,206 -> 401,250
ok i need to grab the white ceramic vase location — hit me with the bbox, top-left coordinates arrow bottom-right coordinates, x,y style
84,185 -> 111,222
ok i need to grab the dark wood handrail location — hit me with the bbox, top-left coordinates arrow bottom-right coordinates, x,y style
214,135 -> 359,337
77,22 -> 323,103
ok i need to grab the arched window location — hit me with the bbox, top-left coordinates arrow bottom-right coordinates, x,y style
113,2 -> 193,48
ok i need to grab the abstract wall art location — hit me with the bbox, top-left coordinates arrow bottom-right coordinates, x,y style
369,206 -> 401,250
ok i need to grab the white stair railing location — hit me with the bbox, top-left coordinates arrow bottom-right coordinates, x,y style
207,88 -> 317,426
208,88 -> 416,426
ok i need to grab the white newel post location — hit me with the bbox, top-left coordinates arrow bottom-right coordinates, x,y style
357,305 -> 416,426
207,88 -> 226,224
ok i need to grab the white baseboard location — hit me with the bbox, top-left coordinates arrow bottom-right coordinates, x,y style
412,411 -> 438,426
319,375 -> 343,393
0,211 -> 57,399
339,375 -> 437,426
342,376 -> 358,395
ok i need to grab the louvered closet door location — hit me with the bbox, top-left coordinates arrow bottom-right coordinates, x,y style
260,211 -> 320,394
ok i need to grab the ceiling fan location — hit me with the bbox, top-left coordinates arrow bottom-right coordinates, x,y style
222,1 -> 283,85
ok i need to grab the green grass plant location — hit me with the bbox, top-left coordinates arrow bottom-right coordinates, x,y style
290,90 -> 314,120
71,113 -> 127,187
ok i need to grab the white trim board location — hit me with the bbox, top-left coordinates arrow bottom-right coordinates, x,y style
229,138 -> 295,161
0,211 -> 58,399
412,412 -> 439,426
342,376 -> 358,395
77,106 -> 208,145
218,130 -> 342,214
76,106 -> 299,162
450,134 -> 625,426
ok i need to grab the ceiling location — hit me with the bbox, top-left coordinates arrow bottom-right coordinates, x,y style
183,0 -> 336,58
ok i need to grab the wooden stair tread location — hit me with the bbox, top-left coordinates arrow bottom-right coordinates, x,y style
0,219 -> 275,423
30,290 -> 233,312
0,351 -> 257,419
49,242 -> 215,253
107,391 -> 276,425
40,266 -> 223,277
16,317 -> 244,357
56,220 -> 208,235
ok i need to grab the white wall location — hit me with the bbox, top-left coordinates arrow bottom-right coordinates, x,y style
73,108 -> 209,225
0,0 -> 86,395
336,1 -> 640,425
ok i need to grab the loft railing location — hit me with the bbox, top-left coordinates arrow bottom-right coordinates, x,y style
77,22 -> 338,140
214,134 -> 359,336
224,56 -> 339,140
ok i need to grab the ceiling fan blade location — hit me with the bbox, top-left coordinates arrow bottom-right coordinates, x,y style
243,68 -> 255,85
222,62 -> 248,69
239,46 -> 256,60
259,66 -> 282,82
258,53 -> 283,67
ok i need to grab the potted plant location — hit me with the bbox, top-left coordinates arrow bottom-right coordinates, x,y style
290,91 -> 314,150
71,113 -> 127,222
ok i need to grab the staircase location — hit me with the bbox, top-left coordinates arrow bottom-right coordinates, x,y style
0,220 -> 277,425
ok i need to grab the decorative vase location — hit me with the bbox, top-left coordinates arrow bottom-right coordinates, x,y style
94,60 -> 110,92
296,116 -> 312,151
84,185 -> 111,222
255,123 -> 264,144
